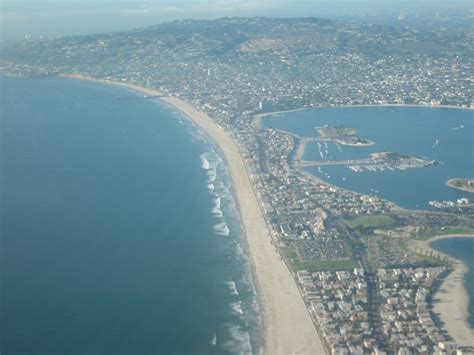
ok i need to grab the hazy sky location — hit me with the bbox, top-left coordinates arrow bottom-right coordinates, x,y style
0,0 -> 471,40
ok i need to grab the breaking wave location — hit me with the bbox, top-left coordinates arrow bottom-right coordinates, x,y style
230,301 -> 244,316
226,280 -> 239,296
194,141 -> 262,354
212,197 -> 223,218
222,323 -> 253,354
200,154 -> 210,170
207,169 -> 217,182
214,222 -> 230,236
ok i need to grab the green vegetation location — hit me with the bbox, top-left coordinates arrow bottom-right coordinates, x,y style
410,248 -> 448,267
416,254 -> 446,267
280,246 -> 298,259
344,215 -> 395,229
416,228 -> 474,240
400,238 -> 447,267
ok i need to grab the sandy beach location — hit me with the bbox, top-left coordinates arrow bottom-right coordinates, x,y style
66,75 -> 326,354
410,235 -> 474,346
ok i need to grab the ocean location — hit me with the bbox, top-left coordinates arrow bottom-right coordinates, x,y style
0,76 -> 262,354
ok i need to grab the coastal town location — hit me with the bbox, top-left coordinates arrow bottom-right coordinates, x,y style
1,16 -> 473,354
297,266 -> 456,354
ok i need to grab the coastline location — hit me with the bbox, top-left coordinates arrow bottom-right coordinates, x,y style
409,234 -> 474,346
64,75 -> 326,354
257,103 -> 473,121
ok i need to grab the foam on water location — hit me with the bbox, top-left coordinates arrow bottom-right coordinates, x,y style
210,332 -> 217,347
214,222 -> 230,236
212,197 -> 223,218
227,280 -> 239,296
153,99 -> 265,353
223,323 -> 253,355
200,154 -> 210,170
207,169 -> 217,183
193,138 -> 262,353
205,152 -> 221,170
164,106 -> 263,354
235,242 -> 246,258
230,301 -> 244,316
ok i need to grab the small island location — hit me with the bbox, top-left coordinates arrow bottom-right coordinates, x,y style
446,178 -> 474,193
316,124 -> 374,146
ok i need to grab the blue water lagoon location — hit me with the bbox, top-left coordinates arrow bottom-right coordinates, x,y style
264,106 -> 473,209
1,76 -> 262,354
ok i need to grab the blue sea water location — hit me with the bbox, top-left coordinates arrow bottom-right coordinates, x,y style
264,106 -> 473,209
430,238 -> 474,328
0,76 -> 262,354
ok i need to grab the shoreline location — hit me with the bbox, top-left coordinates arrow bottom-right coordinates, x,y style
64,75 -> 326,354
409,234 -> 474,346
257,103 -> 473,120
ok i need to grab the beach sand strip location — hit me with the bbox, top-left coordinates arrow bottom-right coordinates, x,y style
410,235 -> 474,346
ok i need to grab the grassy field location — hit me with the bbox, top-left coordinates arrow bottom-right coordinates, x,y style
344,215 -> 394,229
280,247 -> 298,259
